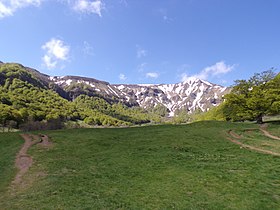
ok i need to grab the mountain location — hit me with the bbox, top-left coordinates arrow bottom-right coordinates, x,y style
1,62 -> 230,116
51,75 -> 230,116
0,63 -> 151,128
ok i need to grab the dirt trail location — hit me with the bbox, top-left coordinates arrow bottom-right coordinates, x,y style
228,130 -> 242,139
227,130 -> 280,157
259,124 -> 280,141
11,134 -> 52,188
38,134 -> 53,147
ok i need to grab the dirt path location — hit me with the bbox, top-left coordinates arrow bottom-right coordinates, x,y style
259,124 -> 280,141
11,134 -> 52,188
227,130 -> 280,157
228,130 -> 242,139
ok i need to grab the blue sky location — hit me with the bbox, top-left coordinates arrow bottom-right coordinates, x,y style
0,0 -> 279,86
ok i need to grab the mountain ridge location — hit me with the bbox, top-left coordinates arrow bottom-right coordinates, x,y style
47,69 -> 230,116
1,62 -> 230,115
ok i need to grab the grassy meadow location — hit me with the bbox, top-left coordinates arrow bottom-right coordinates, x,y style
267,122 -> 280,137
0,121 -> 280,209
0,133 -> 23,194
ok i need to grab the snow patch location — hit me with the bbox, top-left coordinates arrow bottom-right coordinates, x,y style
65,79 -> 72,86
117,85 -> 125,90
201,79 -> 212,86
220,87 -> 227,92
108,85 -> 119,97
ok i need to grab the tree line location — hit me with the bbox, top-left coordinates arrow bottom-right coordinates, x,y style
0,64 -> 159,130
0,63 -> 279,131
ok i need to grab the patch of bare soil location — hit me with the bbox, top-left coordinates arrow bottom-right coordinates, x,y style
10,134 -> 52,190
38,134 -> 53,148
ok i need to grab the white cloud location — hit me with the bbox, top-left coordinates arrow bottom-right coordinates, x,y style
73,0 -> 104,17
192,71 -> 208,80
146,72 -> 159,79
162,15 -> 173,23
159,8 -> 173,23
82,41 -> 94,56
0,0 -> 105,18
203,61 -> 234,76
180,73 -> 189,82
177,64 -> 190,73
137,62 -> 147,72
0,0 -> 42,18
119,0 -> 127,7
181,61 -> 234,82
42,38 -> 70,69
42,55 -> 57,69
119,73 -> 127,81
221,79 -> 228,85
0,2 -> 13,18
136,45 -> 147,58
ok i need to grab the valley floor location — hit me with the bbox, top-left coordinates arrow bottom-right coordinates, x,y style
0,121 -> 280,209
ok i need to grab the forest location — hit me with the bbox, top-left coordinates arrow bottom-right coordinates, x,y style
0,63 -> 279,131
0,63 -> 155,130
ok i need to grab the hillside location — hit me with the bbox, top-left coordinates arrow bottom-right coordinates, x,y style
0,63 -> 151,128
50,70 -> 230,116
1,61 -> 229,113
0,62 -> 232,128
1,121 -> 280,209
1,62 -> 280,128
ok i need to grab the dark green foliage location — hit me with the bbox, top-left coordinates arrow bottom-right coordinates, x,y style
74,95 -> 150,125
0,63 -> 46,88
151,104 -> 169,117
173,108 -> 190,123
189,70 -> 280,123
0,77 -> 75,123
19,118 -> 64,131
222,70 -> 280,123
65,82 -> 98,99
0,63 -> 154,129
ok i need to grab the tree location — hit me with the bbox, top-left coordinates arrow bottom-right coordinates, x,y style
265,73 -> 280,115
152,104 -> 169,117
222,70 -> 279,123
0,104 -> 20,131
173,108 -> 190,123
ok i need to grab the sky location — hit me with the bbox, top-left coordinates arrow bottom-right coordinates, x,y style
0,0 -> 280,86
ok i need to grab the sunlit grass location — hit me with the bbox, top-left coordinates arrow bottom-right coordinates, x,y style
0,121 -> 280,209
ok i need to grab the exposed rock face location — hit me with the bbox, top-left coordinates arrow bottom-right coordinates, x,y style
50,76 -> 230,116
0,61 -> 230,115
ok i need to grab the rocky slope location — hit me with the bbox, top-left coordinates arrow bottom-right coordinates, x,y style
1,62 -> 230,116
50,76 -> 230,116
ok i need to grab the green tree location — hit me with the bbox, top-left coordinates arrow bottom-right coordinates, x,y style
173,109 -> 190,123
152,104 -> 169,117
222,70 -> 279,123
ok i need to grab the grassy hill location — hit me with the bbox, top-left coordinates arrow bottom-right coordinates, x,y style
0,121 -> 280,209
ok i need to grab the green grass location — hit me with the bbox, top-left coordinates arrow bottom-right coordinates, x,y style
1,121 -> 280,209
236,128 -> 280,154
267,122 -> 280,137
0,133 -> 23,194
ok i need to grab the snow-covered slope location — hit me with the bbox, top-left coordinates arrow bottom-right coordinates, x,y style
50,76 -> 230,116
